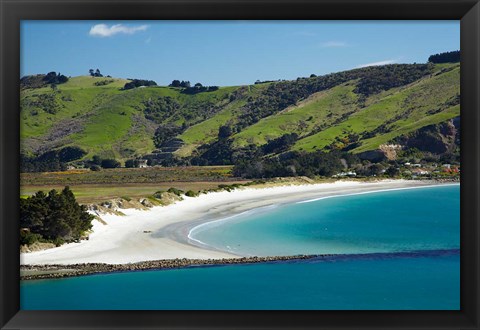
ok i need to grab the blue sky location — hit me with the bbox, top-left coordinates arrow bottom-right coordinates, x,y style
21,21 -> 459,86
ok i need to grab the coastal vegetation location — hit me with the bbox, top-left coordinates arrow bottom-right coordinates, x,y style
20,187 -> 94,246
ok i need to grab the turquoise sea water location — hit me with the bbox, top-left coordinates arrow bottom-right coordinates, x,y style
21,184 -> 460,310
190,185 -> 460,256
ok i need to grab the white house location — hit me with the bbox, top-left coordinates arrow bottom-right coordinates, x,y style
137,159 -> 148,168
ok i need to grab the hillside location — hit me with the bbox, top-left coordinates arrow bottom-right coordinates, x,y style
20,59 -> 460,173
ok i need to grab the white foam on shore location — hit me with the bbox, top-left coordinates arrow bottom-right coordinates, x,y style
297,183 -> 460,204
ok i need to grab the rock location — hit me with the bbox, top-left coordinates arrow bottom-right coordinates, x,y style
395,119 -> 459,154
20,255 -> 324,280
379,144 -> 403,160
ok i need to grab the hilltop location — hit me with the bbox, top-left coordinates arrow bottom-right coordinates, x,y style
20,52 -> 460,177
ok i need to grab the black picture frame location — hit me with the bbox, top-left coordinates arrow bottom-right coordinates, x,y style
1,0 -> 479,329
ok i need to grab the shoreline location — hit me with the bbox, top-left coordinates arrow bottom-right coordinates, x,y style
20,179 -> 457,266
173,181 -> 458,256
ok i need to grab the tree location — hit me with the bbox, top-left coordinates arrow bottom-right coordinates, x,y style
20,187 -> 94,246
191,139 -> 234,166
92,155 -> 102,165
125,159 -> 135,168
101,159 -> 121,168
194,82 -> 203,87
170,80 -> 181,87
358,163 -> 385,176
20,146 -> 86,173
123,79 -> 157,90
58,146 -> 87,163
180,80 -> 191,88
218,125 -> 233,139
428,50 -> 460,63
44,71 -> 57,81
153,125 -> 182,148
95,69 -> 103,77
42,71 -> 69,85
90,165 -> 101,171
20,191 -> 48,233
57,74 -> 68,83
385,166 -> 400,177
89,69 -> 95,77
262,133 -> 298,154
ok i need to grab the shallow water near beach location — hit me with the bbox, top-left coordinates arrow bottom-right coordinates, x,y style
21,184 -> 460,310
190,185 -> 460,256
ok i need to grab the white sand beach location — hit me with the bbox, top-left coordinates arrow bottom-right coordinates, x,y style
20,180 -> 445,265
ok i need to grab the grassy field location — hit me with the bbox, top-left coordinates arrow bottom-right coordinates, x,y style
21,166 -> 236,185
21,181 -> 251,204
20,165 -> 252,203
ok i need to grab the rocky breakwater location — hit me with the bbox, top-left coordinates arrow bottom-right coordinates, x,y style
21,255 -> 329,280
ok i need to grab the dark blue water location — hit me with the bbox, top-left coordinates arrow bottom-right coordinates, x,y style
21,185 -> 460,310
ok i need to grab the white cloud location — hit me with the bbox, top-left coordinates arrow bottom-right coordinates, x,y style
321,41 -> 347,48
89,24 -> 148,37
356,59 -> 398,68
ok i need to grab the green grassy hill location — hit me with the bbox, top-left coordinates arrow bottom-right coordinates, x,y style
20,61 -> 460,168
294,65 -> 460,153
21,76 -> 241,160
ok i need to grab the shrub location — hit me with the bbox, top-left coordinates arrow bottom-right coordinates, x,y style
123,79 -> 157,90
218,184 -> 235,192
53,237 -> 65,247
185,190 -> 198,197
101,159 -> 121,169
167,187 -> 184,196
94,79 -> 114,86
153,190 -> 165,199
125,159 -> 135,168
90,165 -> 101,171
20,231 -> 43,245
58,146 -> 87,163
